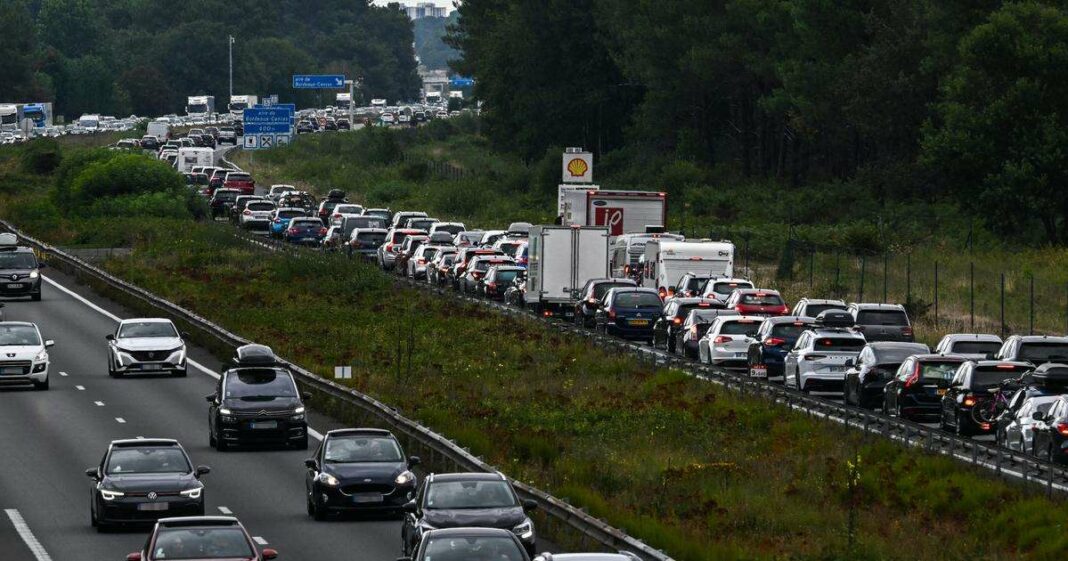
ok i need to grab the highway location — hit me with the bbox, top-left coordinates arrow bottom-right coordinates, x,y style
0,265 -> 401,561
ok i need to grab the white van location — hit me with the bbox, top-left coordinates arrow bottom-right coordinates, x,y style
147,120 -> 172,141
642,240 -> 734,296
609,232 -> 685,278
175,147 -> 215,174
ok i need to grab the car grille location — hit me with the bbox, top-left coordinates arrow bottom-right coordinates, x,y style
0,361 -> 31,375
233,409 -> 291,419
340,483 -> 394,495
128,350 -> 172,361
124,491 -> 181,498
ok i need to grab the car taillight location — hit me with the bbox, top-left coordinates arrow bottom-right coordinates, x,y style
385,243 -> 393,252
689,325 -> 697,335
418,259 -> 426,264
486,282 -> 496,289
904,362 -> 921,388
805,354 -> 826,361
765,337 -> 786,347
608,310 -> 616,319
587,298 -> 598,304
333,213 -> 342,219
243,210 -> 251,215
273,218 -> 281,223
714,335 -> 733,344
902,326 -> 914,336
673,317 -> 683,325
624,265 -> 631,275
1058,423 -> 1068,437
658,288 -> 666,298
287,227 -> 298,234
319,209 -> 327,216
318,228 -> 327,236
962,394 -> 977,407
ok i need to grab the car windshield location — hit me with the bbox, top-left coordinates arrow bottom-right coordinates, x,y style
475,260 -> 508,272
801,304 -> 846,317
436,224 -> 465,234
423,536 -> 525,561
213,192 -> 237,202
0,253 -> 38,269
335,205 -> 363,214
770,323 -> 810,339
494,270 -> 520,283
813,338 -> 865,352
106,447 -> 190,474
277,210 -> 304,219
291,219 -> 321,228
224,370 -> 297,399
950,341 -> 1001,355
972,369 -> 1026,389
740,293 -> 784,306
0,325 -> 40,346
152,528 -> 254,560
874,347 -> 928,364
226,174 -> 250,181
613,292 -> 662,309
366,211 -> 391,219
1019,343 -> 1068,362
118,322 -> 177,338
247,202 -> 274,211
711,281 -> 752,295
357,232 -> 387,244
426,480 -> 519,509
682,277 -> 710,293
324,436 -> 403,463
592,283 -> 633,299
856,310 -> 909,326
720,321 -> 760,337
918,361 -> 962,381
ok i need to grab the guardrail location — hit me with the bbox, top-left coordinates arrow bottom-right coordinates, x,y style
1,219 -> 673,561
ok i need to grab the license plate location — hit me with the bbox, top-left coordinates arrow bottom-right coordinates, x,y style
629,319 -> 649,326
137,502 -> 169,511
5,283 -> 20,289
937,389 -> 947,396
142,364 -> 161,371
250,421 -> 278,430
0,367 -> 22,375
352,493 -> 384,504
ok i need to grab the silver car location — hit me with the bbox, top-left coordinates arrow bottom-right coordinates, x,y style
784,327 -> 867,393
933,333 -> 1003,361
697,315 -> 762,367
700,278 -> 753,303
106,318 -> 187,377
1001,395 -> 1058,453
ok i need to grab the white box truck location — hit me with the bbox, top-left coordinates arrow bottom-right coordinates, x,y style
0,105 -> 19,132
524,225 -> 610,316
641,240 -> 735,296
186,96 -> 215,117
609,232 -> 686,279
561,190 -> 667,235
228,95 -> 257,117
335,93 -> 352,109
176,147 -> 215,174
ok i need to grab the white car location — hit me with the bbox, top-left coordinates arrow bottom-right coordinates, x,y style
106,318 -> 187,377
1001,395 -> 1059,453
698,316 -> 762,367
933,333 -> 1003,361
784,327 -> 867,393
239,200 -> 277,230
268,184 -> 297,202
0,322 -> 53,390
328,204 -> 366,227
700,278 -> 754,303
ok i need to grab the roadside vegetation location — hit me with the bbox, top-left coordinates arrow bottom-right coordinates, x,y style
4,137 -> 1068,560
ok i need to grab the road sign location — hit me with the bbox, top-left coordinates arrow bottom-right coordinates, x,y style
292,74 -> 345,89
562,149 -> 593,183
259,134 -> 274,149
275,135 -> 290,147
243,135 -> 258,149
243,107 -> 292,135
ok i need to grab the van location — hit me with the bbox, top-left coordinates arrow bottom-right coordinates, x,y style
175,147 -> 215,174
642,241 -> 734,296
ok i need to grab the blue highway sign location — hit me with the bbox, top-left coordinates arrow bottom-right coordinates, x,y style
292,74 -> 345,89
243,107 -> 293,134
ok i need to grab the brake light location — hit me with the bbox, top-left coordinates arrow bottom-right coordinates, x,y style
486,282 -> 496,289
904,362 -> 920,388
273,218 -> 281,223
658,288 -> 666,298
714,336 -> 733,344
805,354 -> 826,361
673,317 -> 683,325
963,395 -> 977,407
698,302 -> 711,307
689,325 -> 697,335
287,227 -> 298,234
902,326 -> 914,337
624,265 -> 631,275
765,337 -> 786,347
385,243 -> 393,252
1058,423 -> 1068,437
318,227 -> 327,236
333,213 -> 341,219
608,310 -> 616,319
996,364 -> 1016,370
417,259 -> 426,264
587,298 -> 598,304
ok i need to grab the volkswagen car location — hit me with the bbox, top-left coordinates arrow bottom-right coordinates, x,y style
304,428 -> 419,519
125,516 -> 277,561
0,321 -> 53,390
106,318 -> 187,377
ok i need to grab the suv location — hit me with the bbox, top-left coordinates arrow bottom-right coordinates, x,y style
106,318 -> 187,377
217,127 -> 237,144
883,354 -> 969,422
0,244 -> 45,301
207,344 -> 309,450
594,287 -> 664,342
784,313 -> 867,393
940,360 -> 1032,436
209,188 -> 240,219
125,516 -> 277,561
378,228 -> 428,271
671,273 -> 715,298
391,211 -> 429,230
934,333 -> 1003,360
0,321 -> 53,390
239,200 -> 277,231
700,278 -> 754,302
843,341 -> 930,409
995,335 -> 1068,367
847,303 -> 913,342
223,172 -> 256,195
572,278 -> 638,328
791,298 -> 847,318
267,184 -> 297,202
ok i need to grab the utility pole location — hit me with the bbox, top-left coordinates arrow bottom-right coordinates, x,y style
228,35 -> 235,100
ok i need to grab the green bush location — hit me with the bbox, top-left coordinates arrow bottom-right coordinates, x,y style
19,138 -> 62,175
66,153 -> 185,210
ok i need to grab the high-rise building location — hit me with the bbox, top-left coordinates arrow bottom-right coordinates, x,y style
397,2 -> 448,19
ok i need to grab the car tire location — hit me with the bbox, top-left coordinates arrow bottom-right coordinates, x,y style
33,377 -> 48,391
174,367 -> 187,378
31,292 -> 41,302
294,434 -> 309,450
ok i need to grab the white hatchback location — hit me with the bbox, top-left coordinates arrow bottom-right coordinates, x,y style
698,316 -> 762,367
0,322 -> 53,390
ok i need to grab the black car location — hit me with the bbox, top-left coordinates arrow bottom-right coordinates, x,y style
746,316 -> 814,381
481,265 -> 526,300
402,527 -> 531,561
843,342 -> 930,409
671,273 -> 715,298
594,288 -> 664,342
207,344 -> 310,450
209,188 -> 240,219
337,119 -> 351,130
883,354 -> 968,422
652,297 -> 722,353
1031,395 -> 1068,463
572,278 -> 637,328
677,309 -> 738,359
140,136 -> 160,151
940,360 -> 1032,436
0,245 -> 44,301
401,473 -> 538,556
304,428 -> 419,520
87,439 -> 209,531
297,121 -> 315,134
199,133 -> 216,148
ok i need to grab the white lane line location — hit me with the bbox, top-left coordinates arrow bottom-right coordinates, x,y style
217,506 -> 233,515
115,417 -> 126,424
58,372 -> 67,377
94,401 -> 105,407
252,536 -> 268,546
308,428 -> 324,441
136,436 -> 144,439
4,509 -> 53,561
74,385 -> 85,391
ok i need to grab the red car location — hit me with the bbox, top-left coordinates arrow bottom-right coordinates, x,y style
207,169 -> 229,193
222,171 -> 256,195
724,288 -> 789,316
126,516 -> 277,561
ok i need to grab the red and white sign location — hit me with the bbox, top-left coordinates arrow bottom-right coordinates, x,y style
594,207 -> 625,235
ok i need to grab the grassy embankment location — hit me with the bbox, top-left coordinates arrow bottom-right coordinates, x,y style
5,136 -> 1068,560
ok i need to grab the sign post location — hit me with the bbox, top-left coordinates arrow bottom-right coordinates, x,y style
561,147 -> 593,184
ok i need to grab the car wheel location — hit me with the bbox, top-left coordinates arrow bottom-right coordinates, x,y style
33,377 -> 48,391
31,292 -> 41,302
294,435 -> 309,450
174,367 -> 187,378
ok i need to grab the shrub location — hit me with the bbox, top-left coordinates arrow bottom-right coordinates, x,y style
67,154 -> 185,209
19,138 -> 62,175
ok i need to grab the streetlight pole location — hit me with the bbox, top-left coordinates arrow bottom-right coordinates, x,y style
228,35 -> 235,100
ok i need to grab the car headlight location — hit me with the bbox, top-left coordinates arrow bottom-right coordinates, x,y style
99,489 -> 124,501
33,350 -> 47,362
166,347 -> 186,364
294,406 -> 305,414
395,471 -> 415,486
318,473 -> 340,487
180,487 -> 203,499
513,518 -> 534,540
29,270 -> 39,279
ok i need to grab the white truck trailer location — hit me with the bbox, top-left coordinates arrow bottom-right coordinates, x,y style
176,147 -> 215,174
641,240 -> 735,296
524,225 -> 610,317
561,190 -> 667,236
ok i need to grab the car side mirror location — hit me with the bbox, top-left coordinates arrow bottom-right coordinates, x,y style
1033,411 -> 1046,421
205,394 -> 217,403
126,553 -> 143,561
195,465 -> 211,477
402,500 -> 418,513
85,467 -> 99,479
181,331 -> 191,338
522,499 -> 538,512
262,549 -> 278,560
305,458 -> 318,470
45,340 -> 54,348
37,262 -> 46,269
302,392 -> 312,401
105,334 -> 115,341
408,455 -> 421,467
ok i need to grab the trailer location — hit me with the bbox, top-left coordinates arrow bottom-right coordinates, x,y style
561,190 -> 667,235
609,232 -> 686,279
641,240 -> 735,296
176,147 -> 215,174
524,225 -> 610,317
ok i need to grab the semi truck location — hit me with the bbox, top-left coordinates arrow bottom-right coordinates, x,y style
561,190 -> 667,236
228,95 -> 257,117
641,240 -> 735,296
524,225 -> 610,317
186,95 -> 215,117
19,103 -> 52,128
0,105 -> 17,132
77,114 -> 101,132
335,93 -> 352,110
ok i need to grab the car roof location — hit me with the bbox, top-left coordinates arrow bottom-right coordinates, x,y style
425,527 -> 516,538
850,302 -> 906,310
797,298 -> 846,305
1010,335 -> 1068,343
119,318 -> 174,325
941,333 -> 1002,342
326,428 -> 395,438
913,353 -> 968,362
763,316 -> 813,325
110,438 -> 180,448
430,472 -> 506,482
157,516 -> 241,528
0,321 -> 35,327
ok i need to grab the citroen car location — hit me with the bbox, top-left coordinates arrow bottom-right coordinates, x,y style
125,516 -> 277,561
0,244 -> 45,301
87,439 -> 209,531
402,527 -> 530,561
207,344 -> 309,450
594,287 -> 664,342
107,318 -> 187,377
0,321 -> 53,390
304,428 -> 419,520
401,473 -> 538,556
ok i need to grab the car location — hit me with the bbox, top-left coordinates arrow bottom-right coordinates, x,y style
402,527 -> 531,561
995,335 -> 1068,367
0,322 -> 52,390
363,208 -> 392,222
268,184 -> 297,202
843,342 -> 930,409
87,439 -> 209,530
449,248 -> 504,289
207,344 -> 309,450
396,235 -> 431,275
378,228 -> 428,270
323,217 -> 387,252
847,303 -> 913,342
492,238 -> 526,260
676,309 -> 737,359
269,208 -> 308,238
140,135 -> 160,151
1028,395 -> 1068,463
327,204 -> 366,227
746,316 -> 815,381
790,298 -> 848,318
336,119 -> 351,130
883,354 -> 968,422
784,312 -> 867,393
217,127 -> 238,144
652,297 -> 722,353
503,271 -> 528,307
454,231 -> 485,247
699,278 -> 754,302
671,273 -> 717,298
229,195 -> 266,225
697,315 -> 763,366
427,231 -> 456,245
284,217 -> 328,246
347,228 -> 388,260
460,256 -> 516,294
391,211 -> 429,229
277,191 -> 318,214
535,554 -> 641,561
940,360 -> 1032,436
479,230 -> 508,247
207,169 -> 229,192
407,244 -> 445,280
222,171 -> 255,195
401,474 -> 538,557
427,251 -> 458,286
315,197 -> 349,224
297,121 -> 315,134
304,428 -> 419,520
406,217 -> 439,232
933,333 -> 1003,360
429,222 -> 466,237
208,188 -> 240,219
0,244 -> 45,300
198,133 -> 216,148
594,287 -> 663,342
106,318 -> 187,377
239,200 -> 276,231
572,279 -> 639,328
125,516 -> 277,561
481,265 -> 526,300
999,395 -> 1060,454
723,289 -> 789,316
993,362 -> 1068,447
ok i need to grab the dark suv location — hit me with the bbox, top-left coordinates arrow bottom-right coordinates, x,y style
940,360 -> 1032,436
572,278 -> 637,328
847,303 -> 913,342
0,245 -> 44,301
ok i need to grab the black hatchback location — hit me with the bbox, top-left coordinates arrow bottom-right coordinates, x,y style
304,428 -> 419,519
883,354 -> 968,422
940,360 -> 1032,436
0,246 -> 44,301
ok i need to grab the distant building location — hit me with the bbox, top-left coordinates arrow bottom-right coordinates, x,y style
397,2 -> 447,19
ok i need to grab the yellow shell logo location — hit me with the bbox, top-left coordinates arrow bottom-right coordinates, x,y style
567,158 -> 589,177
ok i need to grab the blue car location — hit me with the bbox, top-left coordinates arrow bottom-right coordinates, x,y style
595,287 -> 664,342
270,208 -> 308,238
284,217 -> 326,245
746,316 -> 815,382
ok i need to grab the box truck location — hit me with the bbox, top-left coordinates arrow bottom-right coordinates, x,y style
228,95 -> 257,117
335,93 -> 352,110
147,120 -> 172,140
176,147 -> 215,174
561,190 -> 667,235
186,96 -> 215,117
641,240 -> 735,296
524,226 -> 610,316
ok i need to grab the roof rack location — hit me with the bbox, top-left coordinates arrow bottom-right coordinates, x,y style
814,310 -> 855,329
232,344 -> 281,367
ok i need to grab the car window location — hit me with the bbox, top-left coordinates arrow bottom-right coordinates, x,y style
770,323 -> 809,339
107,447 -> 190,474
720,321 -> 759,337
812,338 -> 864,352
224,370 -> 297,399
425,480 -> 518,509
594,283 -> 633,300
613,292 -> 662,309
740,293 -> 784,306
856,310 -> 909,326
970,369 -> 1022,389
1018,343 -> 1068,362
422,536 -> 525,561
950,341 -> 1001,355
324,436 -> 403,463
247,202 -> 274,211
0,325 -> 41,346
918,361 -> 960,381
277,210 -> 304,219
0,253 -> 38,269
153,528 -> 254,560
711,281 -> 751,296
118,322 -> 177,338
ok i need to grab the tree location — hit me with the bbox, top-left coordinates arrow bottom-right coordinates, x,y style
0,0 -> 41,100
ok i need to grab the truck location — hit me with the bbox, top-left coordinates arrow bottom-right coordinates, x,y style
176,147 -> 215,174
19,103 -> 52,128
425,91 -> 442,105
77,114 -> 101,132
524,225 -> 610,317
0,105 -> 17,132
561,190 -> 667,236
609,232 -> 686,279
370,98 -> 387,109
146,120 -> 172,141
186,96 -> 215,117
228,95 -> 257,118
641,240 -> 735,297
335,93 -> 352,110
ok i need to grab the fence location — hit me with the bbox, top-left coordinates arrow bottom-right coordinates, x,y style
401,151 -> 470,181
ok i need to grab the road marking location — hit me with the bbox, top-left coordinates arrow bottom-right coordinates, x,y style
136,436 -> 144,439
218,506 -> 233,515
94,401 -> 105,407
75,385 -> 85,391
58,372 -> 67,377
115,417 -> 126,424
4,509 -> 53,561
252,536 -> 268,546
309,428 -> 323,441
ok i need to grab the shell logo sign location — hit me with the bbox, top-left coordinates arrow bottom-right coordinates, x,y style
566,157 -> 589,178
561,150 -> 593,183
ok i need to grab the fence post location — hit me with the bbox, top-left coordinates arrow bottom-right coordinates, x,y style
1001,272 -> 1006,338
835,251 -> 841,291
970,262 -> 975,331
745,237 -> 751,278
906,253 -> 911,304
883,252 -> 888,303
809,250 -> 814,291
1030,274 -> 1035,335
934,262 -> 939,327
859,256 -> 866,302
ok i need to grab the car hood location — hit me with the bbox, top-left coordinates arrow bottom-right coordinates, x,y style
325,461 -> 405,483
115,337 -> 183,351
0,267 -> 36,277
103,472 -> 197,493
422,507 -> 526,529
222,396 -> 302,413
0,345 -> 43,358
